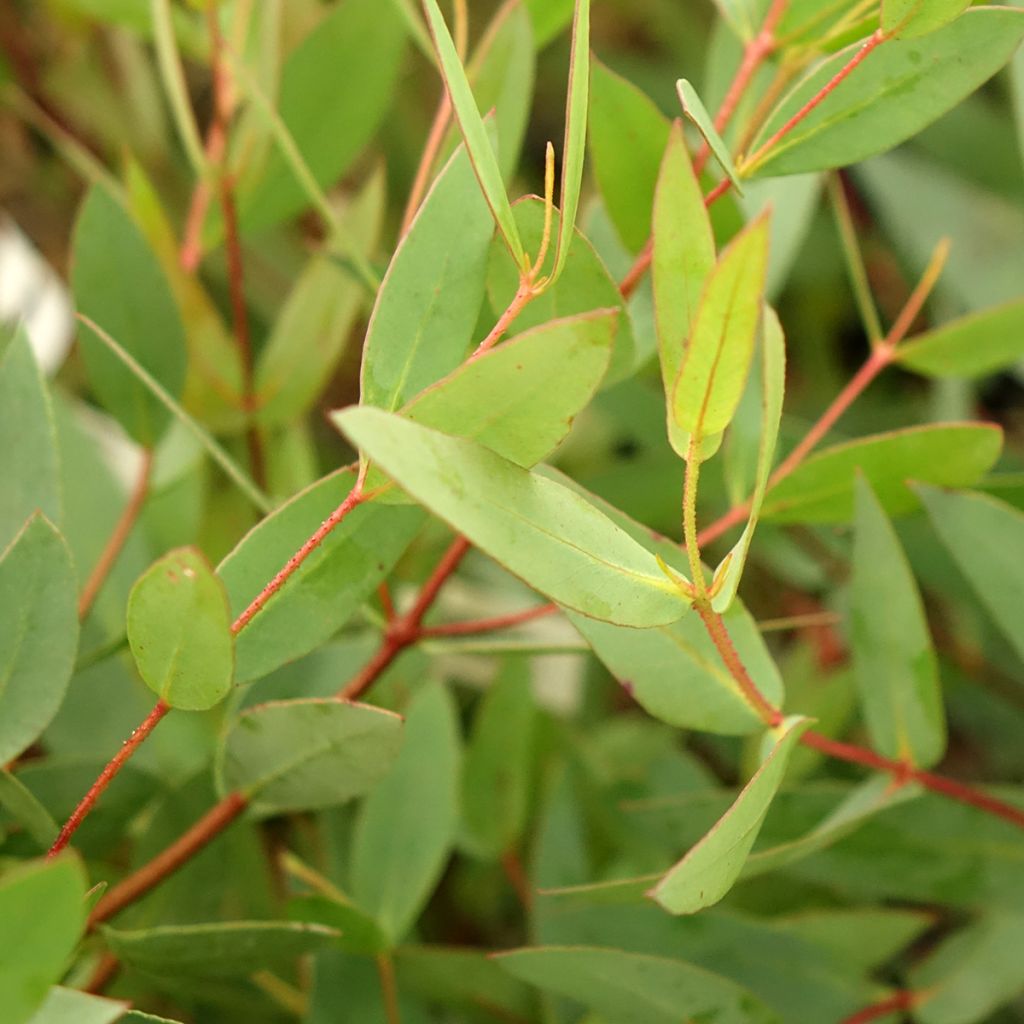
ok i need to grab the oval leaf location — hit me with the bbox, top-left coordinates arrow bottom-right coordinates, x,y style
881,0 -> 970,40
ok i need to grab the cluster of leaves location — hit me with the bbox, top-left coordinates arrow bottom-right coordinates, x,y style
2,0 -> 1024,1022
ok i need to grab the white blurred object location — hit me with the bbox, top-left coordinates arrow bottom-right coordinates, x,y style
0,212 -> 75,374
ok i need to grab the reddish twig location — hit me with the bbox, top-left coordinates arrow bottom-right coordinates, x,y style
401,93 -> 453,236
471,278 -> 537,359
840,991 -> 919,1023
84,953 -> 121,995
419,603 -> 557,638
77,449 -> 154,620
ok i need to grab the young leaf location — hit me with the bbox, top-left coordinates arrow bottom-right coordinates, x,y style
71,187 -> 186,447
216,699 -> 404,817
747,10 -> 1024,176
762,423 -> 1002,523
711,307 -> 786,611
360,142 -> 494,412
127,548 -> 234,711
917,487 -> 1024,666
672,213 -> 770,454
0,516 -> 78,766
0,770 -> 59,851
849,477 -> 945,768
651,716 -> 811,914
23,987 -> 126,1024
495,947 -> 779,1024
677,78 -> 743,194
351,682 -> 461,945
333,408 -> 690,627
421,0 -> 526,266
551,0 -> 591,282
881,0 -> 970,40
895,299 -> 1024,378
0,855 -> 86,1024
0,324 -> 61,552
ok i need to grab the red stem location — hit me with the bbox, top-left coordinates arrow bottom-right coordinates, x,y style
841,991 -> 918,1023
419,603 -> 557,638
48,700 -> 171,857
471,279 -> 535,359
400,92 -> 453,237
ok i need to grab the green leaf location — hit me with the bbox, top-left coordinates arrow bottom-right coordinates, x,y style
672,213 -> 770,450
568,597 -> 782,736
917,486 -> 1024,665
652,716 -> 811,914
101,920 -> 339,977
461,660 -> 537,858
0,516 -> 78,766
422,0 -> 526,266
289,891 -> 389,956
712,307 -> 786,611
0,770 -> 59,850
747,10 -> 1024,176
334,408 -> 689,627
238,0 -> 406,232
71,186 -> 186,447
0,325 -> 61,553
849,477 -> 945,767
911,913 -> 1024,1024
0,855 -> 87,1024
127,547 -> 233,711
495,947 -> 780,1024
217,467 -> 424,682
894,299 -> 1024,378
881,0 -> 970,39
24,988 -> 126,1024
360,143 -> 494,412
551,0 -> 591,282
525,0 -> 576,46
351,682 -> 461,945
216,698 -> 404,818
677,78 -> 743,194
762,423 -> 1002,523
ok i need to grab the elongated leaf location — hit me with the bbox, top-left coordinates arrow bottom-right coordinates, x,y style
882,0 -> 970,39
127,548 -> 233,711
748,10 -> 1024,176
496,947 -> 780,1024
334,408 -> 689,627
101,921 -> 339,977
422,0 -> 525,265
217,698 -> 403,817
360,143 -> 494,411
0,855 -> 86,1024
712,308 -> 786,611
24,988 -> 126,1024
0,325 -> 60,553
72,188 -> 185,446
677,78 -> 743,193
0,516 -> 78,766
895,299 -> 1024,378
672,213 -> 770,451
239,0 -> 405,231
917,486 -> 1024,665
551,0 -> 591,282
652,716 -> 811,914
0,770 -> 59,850
762,423 -> 1002,523
850,477 -> 945,767
217,467 -> 424,682
351,682 -> 461,945
289,894 -> 389,957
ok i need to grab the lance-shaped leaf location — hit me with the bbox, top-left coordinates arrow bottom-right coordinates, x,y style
849,477 -> 945,767
677,78 -> 743,194
917,486 -> 1024,665
334,408 -> 690,627
24,987 -> 127,1024
422,0 -> 526,266
712,307 -> 786,612
672,213 -> 770,458
551,0 -> 591,282
747,9 -> 1024,176
895,299 -> 1024,378
653,121 -> 716,459
360,143 -> 494,412
495,947 -> 780,1024
216,698 -> 403,817
0,516 -> 78,766
127,548 -> 234,711
0,325 -> 61,553
763,423 -> 1002,523
652,716 -> 811,915
881,0 -> 970,39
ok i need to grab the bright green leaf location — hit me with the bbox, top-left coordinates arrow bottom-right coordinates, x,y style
216,698 -> 404,818
652,716 -> 811,914
525,0 -> 576,46
677,78 -> 743,194
127,547 -> 233,711
334,408 -> 690,627
0,770 -> 59,850
24,988 -> 126,1024
762,423 -> 1002,523
881,0 -> 970,39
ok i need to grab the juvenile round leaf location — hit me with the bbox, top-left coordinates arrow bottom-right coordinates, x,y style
127,547 -> 234,710
216,698 -> 404,818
